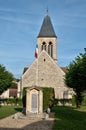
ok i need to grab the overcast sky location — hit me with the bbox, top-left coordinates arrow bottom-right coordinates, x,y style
0,0 -> 86,78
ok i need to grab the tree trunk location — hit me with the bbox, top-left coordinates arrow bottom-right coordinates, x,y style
75,90 -> 83,109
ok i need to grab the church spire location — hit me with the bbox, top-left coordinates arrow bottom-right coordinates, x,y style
37,13 -> 57,63
38,14 -> 57,38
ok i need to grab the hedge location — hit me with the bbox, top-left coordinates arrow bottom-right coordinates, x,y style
22,87 -> 27,107
0,98 -> 22,106
22,87 -> 55,111
42,87 -> 55,111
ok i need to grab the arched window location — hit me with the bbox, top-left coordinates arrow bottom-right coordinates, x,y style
48,42 -> 53,58
41,42 -> 46,51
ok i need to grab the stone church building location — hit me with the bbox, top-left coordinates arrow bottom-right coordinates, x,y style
18,14 -> 72,114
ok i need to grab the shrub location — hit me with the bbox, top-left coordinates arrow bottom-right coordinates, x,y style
7,98 -> 22,106
82,96 -> 86,106
60,98 -> 72,106
7,98 -> 15,105
0,98 -> 22,106
0,98 -> 7,105
54,98 -> 72,106
22,88 -> 27,107
71,96 -> 76,106
16,98 -> 22,106
43,87 -> 55,111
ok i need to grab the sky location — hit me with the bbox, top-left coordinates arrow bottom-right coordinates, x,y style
0,0 -> 86,79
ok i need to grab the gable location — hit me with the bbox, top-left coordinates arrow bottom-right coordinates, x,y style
38,50 -> 65,75
38,51 -> 65,86
27,86 -> 42,91
22,50 -> 66,88
22,60 -> 37,87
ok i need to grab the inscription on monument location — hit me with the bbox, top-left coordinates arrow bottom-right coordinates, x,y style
31,94 -> 38,113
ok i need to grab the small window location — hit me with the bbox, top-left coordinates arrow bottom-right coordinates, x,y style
42,42 -> 46,51
48,42 -> 53,58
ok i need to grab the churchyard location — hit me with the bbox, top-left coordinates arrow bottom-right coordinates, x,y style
0,106 -> 22,119
0,105 -> 86,130
52,106 -> 86,130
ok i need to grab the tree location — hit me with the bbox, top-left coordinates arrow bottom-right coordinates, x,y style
10,82 -> 18,89
0,65 -> 14,95
65,48 -> 86,108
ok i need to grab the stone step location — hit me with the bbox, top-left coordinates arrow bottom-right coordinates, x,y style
26,112 -> 45,118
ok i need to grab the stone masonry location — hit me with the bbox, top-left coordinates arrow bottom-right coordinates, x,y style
17,14 -> 72,112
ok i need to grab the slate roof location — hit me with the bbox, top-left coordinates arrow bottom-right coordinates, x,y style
23,67 -> 28,74
38,15 -> 57,37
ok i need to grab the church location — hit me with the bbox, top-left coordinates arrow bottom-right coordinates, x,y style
18,13 -> 72,114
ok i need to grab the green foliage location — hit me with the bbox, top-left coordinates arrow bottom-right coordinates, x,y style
22,87 -> 27,107
65,48 -> 86,107
52,106 -> 86,130
0,106 -> 22,119
71,96 -> 76,106
0,98 -> 22,106
54,98 -> 72,106
10,82 -> 18,89
0,98 -> 7,105
82,96 -> 86,106
60,98 -> 72,106
43,87 -> 55,111
53,99 -> 59,106
17,98 -> 23,106
54,97 -> 80,107
22,87 -> 55,111
7,98 -> 22,106
7,98 -> 16,104
0,64 -> 14,95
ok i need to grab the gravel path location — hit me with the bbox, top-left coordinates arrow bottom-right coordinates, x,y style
0,113 -> 54,130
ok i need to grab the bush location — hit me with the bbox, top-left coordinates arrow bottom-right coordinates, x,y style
60,99 -> 72,106
43,87 -> 55,111
22,88 -> 27,107
54,98 -> 72,106
53,99 -> 72,106
7,98 -> 22,106
0,98 -> 7,105
7,98 -> 15,105
0,98 -> 22,106
71,96 -> 76,106
82,96 -> 86,106
16,98 -> 22,106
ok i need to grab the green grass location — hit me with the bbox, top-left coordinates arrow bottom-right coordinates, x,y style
52,106 -> 86,130
0,106 -> 22,119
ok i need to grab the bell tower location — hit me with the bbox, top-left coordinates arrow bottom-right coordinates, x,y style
37,14 -> 57,62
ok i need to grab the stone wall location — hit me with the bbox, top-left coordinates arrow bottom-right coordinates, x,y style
37,37 -> 57,62
22,51 -> 68,99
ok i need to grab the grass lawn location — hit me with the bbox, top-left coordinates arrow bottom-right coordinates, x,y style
0,106 -> 22,119
52,106 -> 86,130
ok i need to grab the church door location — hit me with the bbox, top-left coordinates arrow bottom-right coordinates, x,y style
31,94 -> 38,113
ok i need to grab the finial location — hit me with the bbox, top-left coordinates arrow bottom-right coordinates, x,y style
46,6 -> 49,15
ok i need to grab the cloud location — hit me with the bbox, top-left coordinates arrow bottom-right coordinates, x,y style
0,8 -> 38,25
